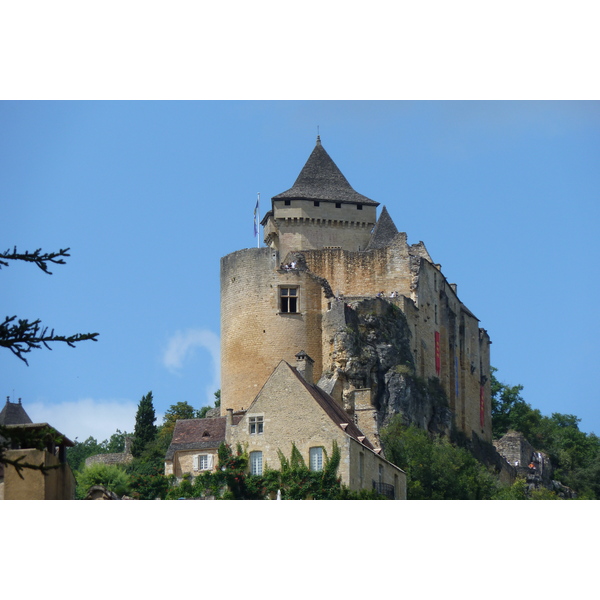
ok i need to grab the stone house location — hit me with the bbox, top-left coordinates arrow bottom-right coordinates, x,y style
165,353 -> 406,499
0,398 -> 76,500
165,412 -> 242,480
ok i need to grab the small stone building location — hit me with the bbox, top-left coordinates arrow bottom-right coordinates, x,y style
0,398 -> 76,500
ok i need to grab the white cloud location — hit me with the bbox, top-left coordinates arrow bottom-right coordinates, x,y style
163,328 -> 221,407
27,398 -> 139,444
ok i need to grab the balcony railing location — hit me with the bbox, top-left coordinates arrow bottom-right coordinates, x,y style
372,481 -> 395,499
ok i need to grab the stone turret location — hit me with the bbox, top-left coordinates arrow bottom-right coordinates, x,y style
261,136 -> 379,257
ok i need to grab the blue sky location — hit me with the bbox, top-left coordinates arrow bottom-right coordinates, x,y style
1,100 -> 599,442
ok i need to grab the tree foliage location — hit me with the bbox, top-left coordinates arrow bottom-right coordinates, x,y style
197,390 -> 220,419
166,441 -> 387,500
66,430 -> 131,473
75,462 -> 131,499
0,246 -> 98,365
131,392 -> 157,458
491,367 -> 600,498
381,417 -> 498,500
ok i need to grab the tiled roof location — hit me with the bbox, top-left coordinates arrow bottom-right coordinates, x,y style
272,137 -> 378,206
286,363 -> 376,451
165,416 -> 230,460
0,399 -> 33,425
366,206 -> 399,250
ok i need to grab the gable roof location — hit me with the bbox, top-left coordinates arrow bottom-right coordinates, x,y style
0,398 -> 33,425
165,416 -> 234,460
291,366 -> 377,451
249,360 -> 377,451
272,137 -> 378,206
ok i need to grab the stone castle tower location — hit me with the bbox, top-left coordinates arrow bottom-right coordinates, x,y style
220,137 -> 492,443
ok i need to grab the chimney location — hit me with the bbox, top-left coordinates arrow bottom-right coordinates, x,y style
295,350 -> 314,385
227,408 -> 234,427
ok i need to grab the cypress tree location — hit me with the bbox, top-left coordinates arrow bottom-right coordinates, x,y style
131,391 -> 157,458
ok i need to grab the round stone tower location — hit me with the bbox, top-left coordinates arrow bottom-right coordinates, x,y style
220,137 -> 377,415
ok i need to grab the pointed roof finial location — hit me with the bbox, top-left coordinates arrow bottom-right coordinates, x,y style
272,137 -> 377,206
316,125 -> 321,145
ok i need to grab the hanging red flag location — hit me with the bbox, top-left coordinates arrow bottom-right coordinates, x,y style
480,385 -> 485,429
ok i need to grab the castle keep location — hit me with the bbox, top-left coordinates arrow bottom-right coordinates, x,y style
220,137 -> 492,444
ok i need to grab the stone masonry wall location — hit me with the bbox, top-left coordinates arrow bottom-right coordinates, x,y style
220,247 -> 325,414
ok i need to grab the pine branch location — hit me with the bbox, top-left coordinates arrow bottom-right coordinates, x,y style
0,315 -> 99,365
0,246 -> 71,274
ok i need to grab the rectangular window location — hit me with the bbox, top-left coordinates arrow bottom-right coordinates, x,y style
250,451 -> 263,475
194,454 -> 213,471
249,416 -> 264,435
284,200 -> 291,206
309,447 -> 323,472
357,204 -> 363,210
335,202 -> 342,208
314,201 -> 320,207
280,287 -> 298,313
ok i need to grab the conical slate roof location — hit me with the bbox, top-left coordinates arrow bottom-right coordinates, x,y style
273,137 -> 378,206
366,206 -> 399,249
0,398 -> 33,425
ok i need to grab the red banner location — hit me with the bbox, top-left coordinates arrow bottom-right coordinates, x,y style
435,331 -> 441,375
480,385 -> 485,429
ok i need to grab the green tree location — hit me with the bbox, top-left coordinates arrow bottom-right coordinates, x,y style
1,246 -> 98,473
66,436 -> 104,472
0,247 -> 98,365
75,462 -> 131,499
381,416 -> 498,500
131,392 -> 157,458
157,401 -> 199,450
66,429 -> 131,472
491,367 -> 542,440
198,390 -> 221,419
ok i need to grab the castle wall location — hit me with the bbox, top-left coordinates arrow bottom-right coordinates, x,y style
412,258 -> 492,442
301,237 -> 413,300
309,245 -> 492,442
220,247 -> 325,414
270,199 -> 376,257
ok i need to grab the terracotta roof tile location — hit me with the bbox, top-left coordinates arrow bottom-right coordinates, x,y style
165,417 -> 228,460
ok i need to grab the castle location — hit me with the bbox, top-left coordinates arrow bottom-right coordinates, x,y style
220,136 -> 492,445
166,136 -> 492,498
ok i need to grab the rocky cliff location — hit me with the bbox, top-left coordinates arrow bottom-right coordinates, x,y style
319,297 -> 453,436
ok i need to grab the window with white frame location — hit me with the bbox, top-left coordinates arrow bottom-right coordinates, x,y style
193,453 -> 213,471
249,415 -> 264,435
309,447 -> 323,472
250,451 -> 263,476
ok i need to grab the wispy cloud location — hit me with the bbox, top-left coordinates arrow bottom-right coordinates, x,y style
27,398 -> 139,444
163,328 -> 220,407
